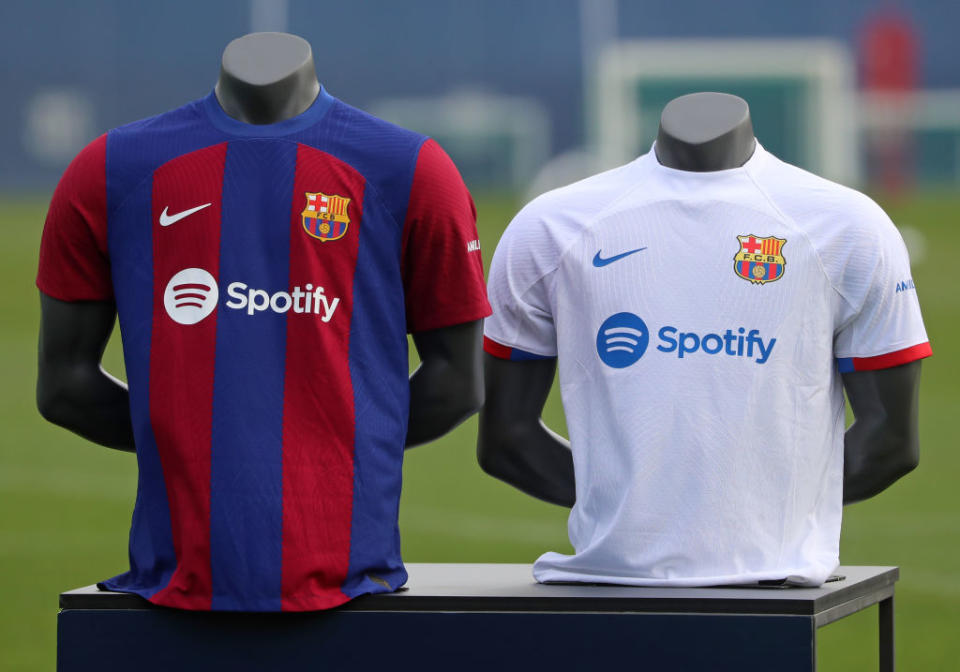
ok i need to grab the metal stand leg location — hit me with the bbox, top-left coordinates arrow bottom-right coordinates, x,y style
879,595 -> 894,672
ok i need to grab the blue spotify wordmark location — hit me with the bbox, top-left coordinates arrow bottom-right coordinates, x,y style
597,312 -> 649,368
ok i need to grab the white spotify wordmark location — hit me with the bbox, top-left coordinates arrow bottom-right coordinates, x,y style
164,268 -> 219,325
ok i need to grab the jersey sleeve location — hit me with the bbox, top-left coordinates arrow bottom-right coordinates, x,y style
832,202 -> 931,372
401,138 -> 491,332
37,134 -> 112,301
483,201 -> 559,360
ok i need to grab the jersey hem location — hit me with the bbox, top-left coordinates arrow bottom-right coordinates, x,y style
837,341 -> 932,373
99,579 -> 359,612
533,563 -> 837,588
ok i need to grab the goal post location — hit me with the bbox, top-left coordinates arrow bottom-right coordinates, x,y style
594,39 -> 859,185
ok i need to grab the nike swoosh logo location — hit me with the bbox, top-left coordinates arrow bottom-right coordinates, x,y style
159,203 -> 212,227
593,247 -> 647,267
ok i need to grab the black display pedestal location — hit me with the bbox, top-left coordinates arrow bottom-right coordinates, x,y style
59,563 -> 897,671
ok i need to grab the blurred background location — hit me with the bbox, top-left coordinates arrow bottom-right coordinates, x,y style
1,1 -> 957,669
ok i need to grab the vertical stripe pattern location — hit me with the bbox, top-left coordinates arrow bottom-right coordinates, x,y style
105,170 -> 179,598
342,187 -> 411,598
209,140 -> 296,611
99,92 -> 458,610
280,144 -> 365,610
149,143 -> 228,609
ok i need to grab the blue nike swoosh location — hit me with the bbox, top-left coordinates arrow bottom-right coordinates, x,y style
592,247 -> 647,267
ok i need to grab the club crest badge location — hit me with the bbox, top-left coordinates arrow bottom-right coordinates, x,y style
302,192 -> 351,242
734,234 -> 786,285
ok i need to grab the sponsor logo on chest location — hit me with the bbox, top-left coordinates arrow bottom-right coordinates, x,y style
163,268 -> 341,325
596,312 -> 776,368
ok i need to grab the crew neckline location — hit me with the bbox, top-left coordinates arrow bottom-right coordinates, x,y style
644,140 -> 768,178
202,86 -> 335,137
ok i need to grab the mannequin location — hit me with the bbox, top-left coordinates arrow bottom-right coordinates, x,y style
215,32 -> 319,125
478,92 -> 921,507
654,92 -> 756,171
37,32 -> 484,453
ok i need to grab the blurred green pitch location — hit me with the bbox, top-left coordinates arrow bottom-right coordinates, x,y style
0,192 -> 956,670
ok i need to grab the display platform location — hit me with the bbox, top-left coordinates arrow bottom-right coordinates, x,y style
59,563 -> 898,671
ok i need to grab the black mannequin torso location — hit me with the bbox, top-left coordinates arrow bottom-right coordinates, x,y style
478,92 -> 921,507
37,32 -> 484,452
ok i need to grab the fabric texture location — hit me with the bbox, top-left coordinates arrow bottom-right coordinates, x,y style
37,88 -> 490,611
485,142 -> 930,587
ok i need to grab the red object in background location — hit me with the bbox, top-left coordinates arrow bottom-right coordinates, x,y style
860,7 -> 920,194
862,9 -> 918,92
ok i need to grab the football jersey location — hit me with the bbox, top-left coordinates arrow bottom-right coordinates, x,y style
484,142 -> 930,587
37,88 -> 491,611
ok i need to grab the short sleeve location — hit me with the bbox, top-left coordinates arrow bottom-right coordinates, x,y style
483,203 -> 559,361
37,134 -> 112,301
401,138 -> 491,332
833,207 -> 931,372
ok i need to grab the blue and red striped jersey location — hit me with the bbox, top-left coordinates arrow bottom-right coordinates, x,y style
37,88 -> 491,612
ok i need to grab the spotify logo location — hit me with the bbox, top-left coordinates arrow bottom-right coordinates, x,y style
164,268 -> 218,325
597,312 -> 649,368
597,312 -> 777,367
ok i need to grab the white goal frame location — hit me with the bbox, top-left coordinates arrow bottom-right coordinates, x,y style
594,39 -> 859,184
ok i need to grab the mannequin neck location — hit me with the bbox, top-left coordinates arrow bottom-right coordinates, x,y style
214,32 -> 320,125
655,92 -> 756,171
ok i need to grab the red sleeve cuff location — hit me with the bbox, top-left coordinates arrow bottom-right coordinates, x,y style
837,342 -> 932,373
483,336 -> 555,361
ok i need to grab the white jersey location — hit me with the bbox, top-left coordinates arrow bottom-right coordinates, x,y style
484,143 -> 931,587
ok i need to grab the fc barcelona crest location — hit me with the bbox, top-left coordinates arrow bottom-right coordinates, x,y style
734,234 -> 786,285
302,192 -> 351,242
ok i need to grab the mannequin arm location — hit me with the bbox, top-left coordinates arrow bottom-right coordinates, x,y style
477,354 -> 575,507
36,293 -> 135,452
406,320 -> 485,448
842,361 -> 922,504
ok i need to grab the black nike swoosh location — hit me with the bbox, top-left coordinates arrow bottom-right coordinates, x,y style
593,248 -> 647,267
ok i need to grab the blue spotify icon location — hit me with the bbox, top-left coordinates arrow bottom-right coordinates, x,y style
597,312 -> 649,368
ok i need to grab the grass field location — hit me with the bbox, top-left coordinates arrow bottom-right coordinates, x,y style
0,191 -> 957,670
